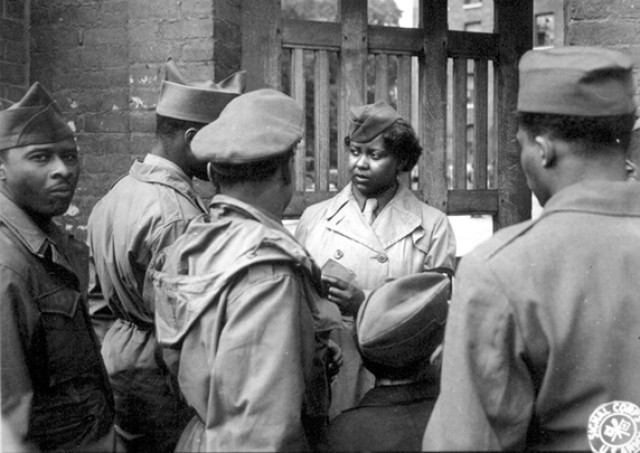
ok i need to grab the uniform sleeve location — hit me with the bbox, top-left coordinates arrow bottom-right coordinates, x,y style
422,254 -> 534,451
206,263 -> 313,451
0,266 -> 34,440
423,212 -> 457,275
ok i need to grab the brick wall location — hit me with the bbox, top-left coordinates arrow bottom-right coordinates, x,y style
565,0 -> 640,100
27,0 -> 241,239
0,0 -> 30,102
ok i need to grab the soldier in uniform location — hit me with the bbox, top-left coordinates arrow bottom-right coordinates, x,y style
148,88 -> 342,451
87,59 -> 244,452
295,101 -> 456,418
423,46 -> 640,451
0,83 -> 116,451
328,272 -> 449,452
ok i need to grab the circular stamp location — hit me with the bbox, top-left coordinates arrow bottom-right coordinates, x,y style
587,400 -> 640,453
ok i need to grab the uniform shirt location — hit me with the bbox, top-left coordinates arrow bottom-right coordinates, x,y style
0,191 -> 113,451
149,195 -> 342,452
424,181 -> 640,451
295,181 -> 456,417
87,154 -> 206,451
328,380 -> 439,452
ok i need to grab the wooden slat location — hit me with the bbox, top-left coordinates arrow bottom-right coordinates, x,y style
397,55 -> 413,188
420,0 -> 449,212
452,57 -> 468,190
447,30 -> 500,60
338,0 -> 367,188
474,58 -> 489,189
495,0 -> 533,228
369,26 -> 422,54
446,189 -> 499,215
374,54 -> 389,103
290,48 -> 306,191
314,50 -> 330,191
241,0 -> 282,90
282,19 -> 341,50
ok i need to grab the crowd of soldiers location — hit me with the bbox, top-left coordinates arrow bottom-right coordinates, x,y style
1,44 -> 639,452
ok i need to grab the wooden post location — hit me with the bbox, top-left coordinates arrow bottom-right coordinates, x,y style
241,0 -> 282,91
494,0 -> 533,229
420,0 -> 448,212
337,0 -> 368,188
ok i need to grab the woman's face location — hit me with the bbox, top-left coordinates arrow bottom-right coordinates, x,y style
347,134 -> 399,198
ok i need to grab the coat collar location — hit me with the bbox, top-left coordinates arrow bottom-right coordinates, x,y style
542,180 -> 640,218
323,182 -> 425,250
130,155 -> 207,212
0,191 -> 80,280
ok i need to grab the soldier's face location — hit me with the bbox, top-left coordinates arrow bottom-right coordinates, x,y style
0,138 -> 80,223
348,134 -> 399,198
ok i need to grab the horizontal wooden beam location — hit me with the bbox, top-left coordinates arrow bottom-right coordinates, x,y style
284,188 -> 499,217
282,20 -> 499,60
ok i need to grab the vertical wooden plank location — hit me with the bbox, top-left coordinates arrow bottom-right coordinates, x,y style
291,48 -> 306,191
494,0 -> 533,229
397,55 -> 413,188
452,57 -> 468,190
474,58 -> 489,189
338,0 -> 368,188
420,0 -> 448,212
315,50 -> 331,191
374,54 -> 389,102
241,0 -> 282,90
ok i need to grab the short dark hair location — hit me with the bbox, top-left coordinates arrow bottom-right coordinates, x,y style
209,149 -> 294,185
517,112 -> 636,154
155,114 -> 206,139
344,119 -> 422,172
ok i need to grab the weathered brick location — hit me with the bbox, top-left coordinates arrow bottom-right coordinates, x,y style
181,0 -> 212,19
83,112 -> 130,133
130,111 -> 155,133
159,18 -> 213,40
182,38 -> 214,61
83,26 -> 128,46
0,62 -> 26,85
5,0 -> 26,20
3,39 -> 27,64
129,41 -> 177,63
566,19 -> 640,46
129,0 -> 179,19
0,18 -> 25,40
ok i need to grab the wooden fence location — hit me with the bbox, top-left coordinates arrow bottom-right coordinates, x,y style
241,0 -> 533,230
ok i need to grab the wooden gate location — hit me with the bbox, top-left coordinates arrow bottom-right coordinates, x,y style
241,0 -> 533,231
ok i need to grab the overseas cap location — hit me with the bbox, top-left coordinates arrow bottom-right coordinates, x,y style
357,272 -> 449,369
348,100 -> 403,143
0,82 -> 74,152
517,46 -> 636,116
191,88 -> 304,164
156,58 -> 246,123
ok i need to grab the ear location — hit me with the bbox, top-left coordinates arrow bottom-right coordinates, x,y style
206,162 -> 215,183
184,128 -> 199,144
534,135 -> 556,168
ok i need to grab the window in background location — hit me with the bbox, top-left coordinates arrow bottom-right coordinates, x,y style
535,13 -> 555,48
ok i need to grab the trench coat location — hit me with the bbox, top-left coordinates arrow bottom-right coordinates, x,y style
295,182 -> 456,418
424,181 -> 640,451
148,195 -> 343,452
87,154 -> 206,452
0,192 -> 114,452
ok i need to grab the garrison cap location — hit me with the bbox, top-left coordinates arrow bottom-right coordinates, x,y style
191,88 -> 304,164
156,58 -> 246,124
0,82 -> 74,152
517,46 -> 636,116
348,100 -> 403,143
357,272 -> 449,369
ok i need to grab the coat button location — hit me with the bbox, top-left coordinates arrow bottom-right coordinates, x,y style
377,254 -> 388,263
334,249 -> 344,259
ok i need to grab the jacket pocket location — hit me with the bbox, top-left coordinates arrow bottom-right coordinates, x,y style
35,287 -> 100,388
